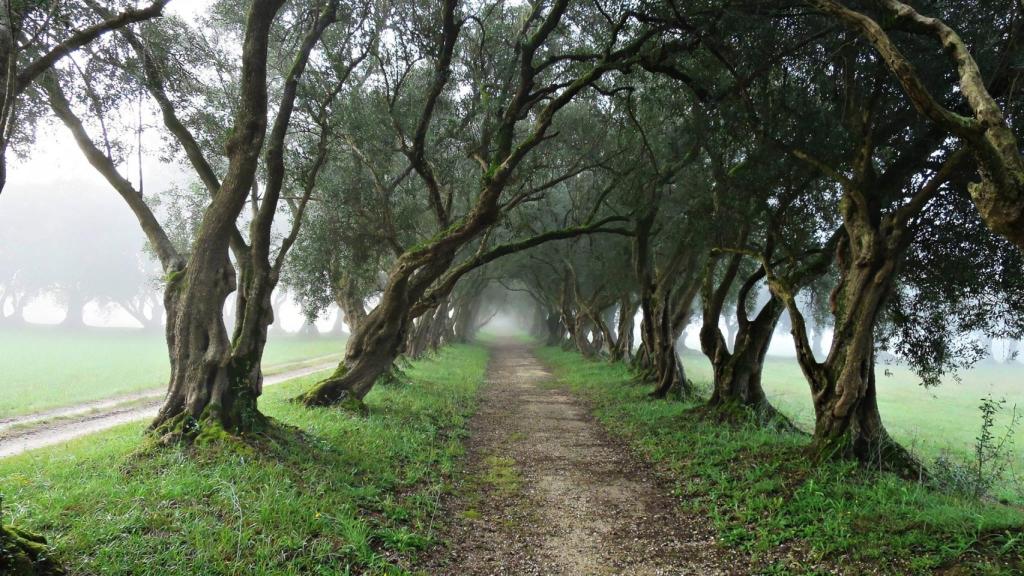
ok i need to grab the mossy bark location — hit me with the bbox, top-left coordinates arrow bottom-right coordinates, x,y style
704,319 -> 788,425
151,255 -> 276,444
701,264 -> 789,426
0,525 -> 64,576
775,192 -> 922,475
297,264 -> 422,407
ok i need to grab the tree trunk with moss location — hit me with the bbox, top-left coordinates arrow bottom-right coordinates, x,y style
297,272 -> 419,409
705,298 -> 785,420
802,235 -> 917,473
700,256 -> 788,421
0,523 -> 64,576
151,258 -> 270,441
146,0 -> 289,441
808,0 -> 1024,251
771,203 -> 921,474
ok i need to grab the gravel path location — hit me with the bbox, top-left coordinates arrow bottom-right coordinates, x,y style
427,341 -> 753,575
0,360 -> 337,458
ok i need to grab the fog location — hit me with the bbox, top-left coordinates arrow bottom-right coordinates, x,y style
0,127 -> 330,333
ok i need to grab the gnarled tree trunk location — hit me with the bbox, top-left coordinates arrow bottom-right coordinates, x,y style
802,237 -> 916,472
772,213 -> 921,475
152,255 -> 273,440
146,0 -> 289,440
705,298 -> 785,420
700,256 -> 787,422
297,270 -> 418,408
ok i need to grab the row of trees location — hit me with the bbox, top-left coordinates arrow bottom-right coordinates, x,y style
3,1 -> 1024,570
1,0 -> 1022,468
495,0 -> 1024,473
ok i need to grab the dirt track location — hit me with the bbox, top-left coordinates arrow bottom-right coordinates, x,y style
0,361 -> 336,458
427,341 -> 753,575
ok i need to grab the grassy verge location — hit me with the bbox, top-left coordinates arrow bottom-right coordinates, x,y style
537,347 -> 1024,575
0,344 -> 488,575
0,326 -> 346,418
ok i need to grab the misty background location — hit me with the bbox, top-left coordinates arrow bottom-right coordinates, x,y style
0,126 -> 341,333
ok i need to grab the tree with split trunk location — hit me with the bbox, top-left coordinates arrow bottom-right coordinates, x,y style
756,40 -> 990,471
40,0 -> 367,442
693,121 -> 838,423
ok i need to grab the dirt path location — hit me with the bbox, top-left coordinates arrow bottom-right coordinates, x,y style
428,341 -> 752,575
0,360 -> 337,459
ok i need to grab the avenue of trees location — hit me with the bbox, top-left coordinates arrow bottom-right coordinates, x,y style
0,0 -> 1022,481
3,0 -> 1024,569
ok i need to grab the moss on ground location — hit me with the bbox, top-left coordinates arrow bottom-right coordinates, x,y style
0,524 -> 63,575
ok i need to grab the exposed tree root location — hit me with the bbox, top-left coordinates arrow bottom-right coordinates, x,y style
700,398 -> 801,434
149,404 -> 270,447
0,524 -> 64,576
293,364 -> 370,414
811,431 -> 927,482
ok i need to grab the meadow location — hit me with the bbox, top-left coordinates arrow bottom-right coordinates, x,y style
683,352 -> 1024,470
0,345 -> 488,575
0,326 -> 346,418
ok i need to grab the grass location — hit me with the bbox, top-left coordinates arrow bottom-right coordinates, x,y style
0,325 -> 346,418
681,352 -> 1024,464
537,346 -> 1024,575
0,344 -> 489,575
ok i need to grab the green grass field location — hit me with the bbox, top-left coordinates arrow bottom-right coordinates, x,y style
539,347 -> 1024,575
0,344 -> 488,575
0,326 -> 347,418
681,352 -> 1024,467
